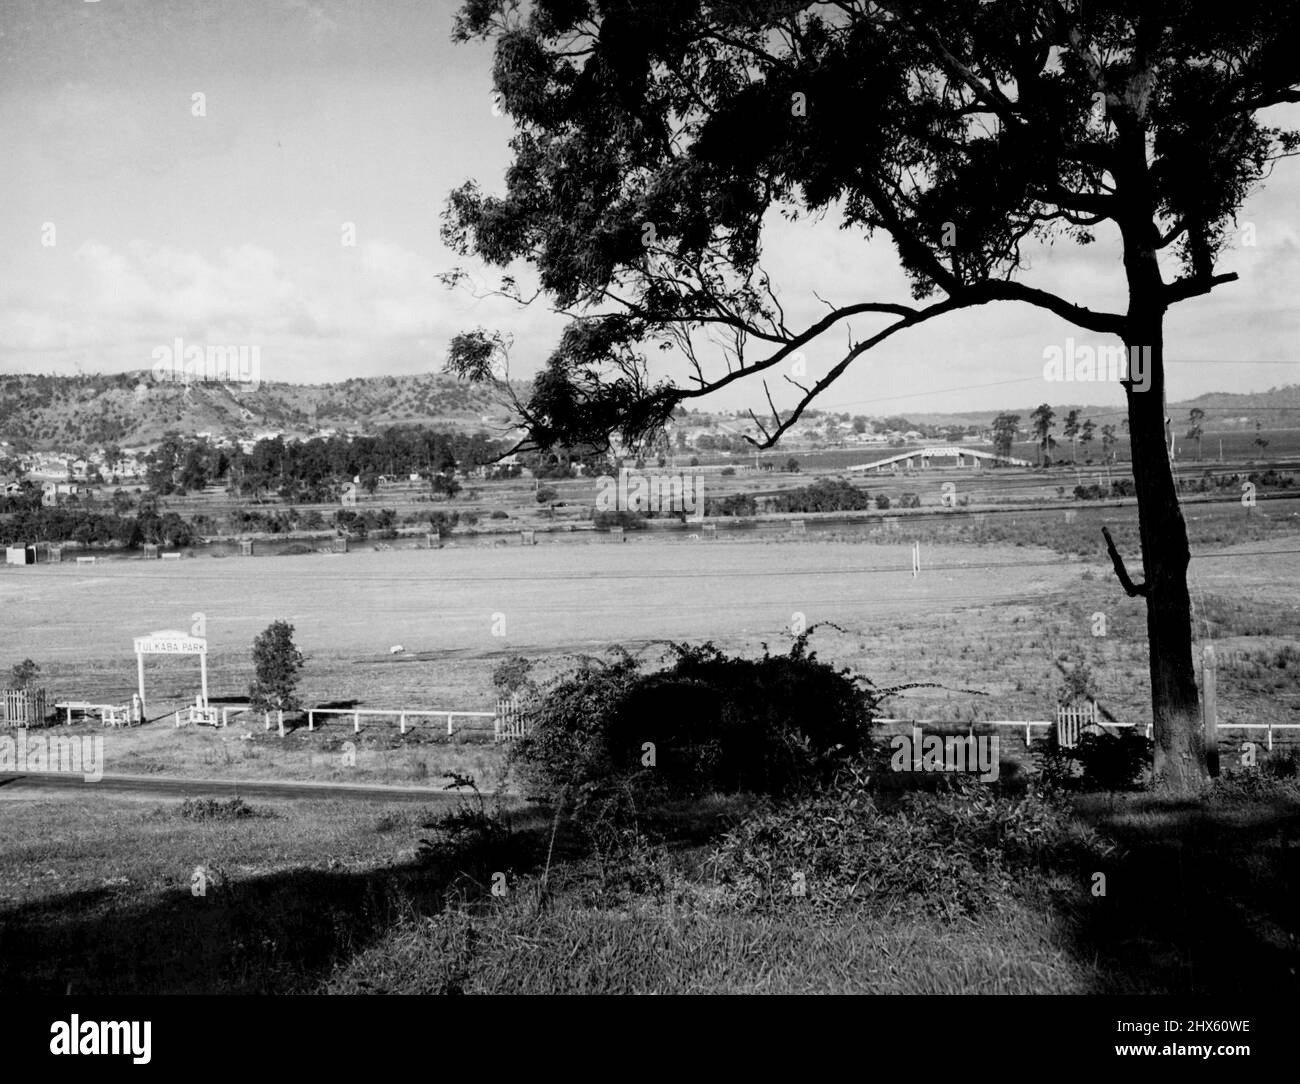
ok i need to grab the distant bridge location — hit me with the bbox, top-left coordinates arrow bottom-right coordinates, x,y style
847,445 -> 1033,472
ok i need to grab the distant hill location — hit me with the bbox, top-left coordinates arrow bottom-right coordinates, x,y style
0,372 -> 513,451
897,385 -> 1300,431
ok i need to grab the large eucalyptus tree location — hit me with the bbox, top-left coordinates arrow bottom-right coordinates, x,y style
442,0 -> 1300,791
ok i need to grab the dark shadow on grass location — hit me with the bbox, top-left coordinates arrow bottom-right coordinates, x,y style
1059,796 -> 1300,994
0,794 -> 745,995
0,803 -> 552,995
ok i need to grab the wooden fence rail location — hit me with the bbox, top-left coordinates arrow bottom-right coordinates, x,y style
305,707 -> 496,736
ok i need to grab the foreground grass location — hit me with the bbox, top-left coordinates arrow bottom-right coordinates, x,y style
3,776 -> 1298,995
325,896 -> 1098,995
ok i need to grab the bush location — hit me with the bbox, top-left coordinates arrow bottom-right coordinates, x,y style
492,655 -> 535,697
490,510 -> 509,519
178,797 -> 266,821
428,511 -> 459,533
536,487 -> 558,504
710,777 -> 1109,921
1263,748 -> 1300,779
720,466 -> 735,476
874,495 -> 890,510
511,630 -> 878,801
593,509 -> 644,529
1033,725 -> 1151,792
1072,729 -> 1152,791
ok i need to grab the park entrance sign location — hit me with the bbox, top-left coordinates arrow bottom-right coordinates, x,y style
133,630 -> 208,714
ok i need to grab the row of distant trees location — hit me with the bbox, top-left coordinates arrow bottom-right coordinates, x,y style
139,425 -> 509,501
994,407 -> 1273,467
0,504 -> 197,547
991,408 -> 1121,466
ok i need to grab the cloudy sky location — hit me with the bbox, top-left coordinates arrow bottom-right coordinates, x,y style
1,0 -> 1297,418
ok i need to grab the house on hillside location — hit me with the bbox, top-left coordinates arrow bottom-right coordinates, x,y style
40,481 -> 82,506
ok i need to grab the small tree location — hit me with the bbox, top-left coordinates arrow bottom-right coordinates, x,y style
991,413 -> 1020,461
249,621 -> 305,715
492,655 -> 536,699
431,472 -> 461,499
1063,410 -> 1081,463
8,659 -> 39,690
1101,423 -> 1118,464
1079,418 -> 1096,460
1186,408 -> 1206,460
1031,404 -> 1057,467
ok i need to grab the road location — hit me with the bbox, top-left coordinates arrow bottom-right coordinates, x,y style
0,771 -> 520,805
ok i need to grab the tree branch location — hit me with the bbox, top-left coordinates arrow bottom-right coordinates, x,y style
1102,526 -> 1149,597
1164,272 -> 1239,306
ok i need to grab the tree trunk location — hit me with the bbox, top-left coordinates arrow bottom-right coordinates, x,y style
1124,312 -> 1207,792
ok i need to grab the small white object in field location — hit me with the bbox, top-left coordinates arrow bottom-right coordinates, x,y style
240,732 -> 253,741
390,645 -> 405,654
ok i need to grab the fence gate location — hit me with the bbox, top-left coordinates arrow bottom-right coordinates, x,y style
1056,701 -> 1097,748
495,695 -> 532,742
2,688 -> 48,727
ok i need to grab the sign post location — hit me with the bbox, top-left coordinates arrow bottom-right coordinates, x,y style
133,630 -> 209,715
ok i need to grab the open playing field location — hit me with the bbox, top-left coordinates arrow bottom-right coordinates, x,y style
4,521 -> 1300,787
0,538 -> 1089,664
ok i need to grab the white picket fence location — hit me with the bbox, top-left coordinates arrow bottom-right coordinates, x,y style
494,695 -> 532,743
1055,701 -> 1101,748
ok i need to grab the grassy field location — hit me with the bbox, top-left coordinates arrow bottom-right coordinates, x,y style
2,779 -> 1296,994
4,509 -> 1299,783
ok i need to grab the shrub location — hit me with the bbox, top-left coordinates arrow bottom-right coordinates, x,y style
1263,748 -> 1300,779
490,510 -> 509,519
536,487 -> 558,504
511,630 -> 877,801
492,655 -> 535,698
1056,662 -> 1096,704
874,494 -> 890,510
593,509 -> 644,529
710,776 -> 1109,921
1072,729 -> 1152,791
8,659 -> 39,690
428,511 -> 459,533
1033,725 -> 1151,792
178,797 -> 265,821
720,466 -> 735,476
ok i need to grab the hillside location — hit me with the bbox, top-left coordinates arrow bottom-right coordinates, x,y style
895,384 -> 1300,431
0,372 -> 512,451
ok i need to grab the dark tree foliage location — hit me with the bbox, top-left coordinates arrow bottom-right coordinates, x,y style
511,631 -> 878,800
445,0 -> 1300,791
249,621 -> 306,714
